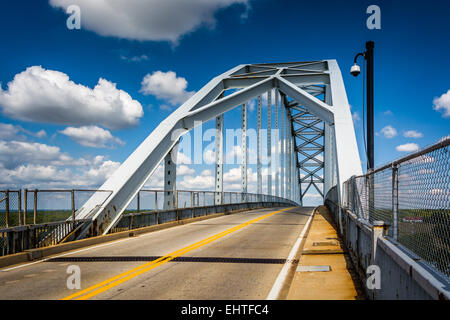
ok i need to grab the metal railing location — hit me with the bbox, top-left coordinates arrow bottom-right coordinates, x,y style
127,189 -> 292,213
0,190 -> 22,227
111,190 -> 296,233
0,219 -> 89,256
341,137 -> 450,277
0,188 -> 296,256
0,189 -> 113,228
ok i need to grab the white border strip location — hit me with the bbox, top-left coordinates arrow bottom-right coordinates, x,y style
266,206 -> 317,300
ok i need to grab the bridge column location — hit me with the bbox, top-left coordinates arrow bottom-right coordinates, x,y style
215,114 -> 224,205
275,90 -> 280,197
280,94 -> 285,198
257,96 -> 262,199
267,90 -> 272,196
287,109 -> 292,200
241,103 -> 248,202
286,102 -> 290,200
163,143 -> 178,210
324,84 -> 333,198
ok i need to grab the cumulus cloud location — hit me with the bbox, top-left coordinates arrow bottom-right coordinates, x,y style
59,126 -> 125,148
49,0 -> 249,42
433,90 -> 450,118
178,169 -> 215,190
403,130 -> 423,138
396,143 -> 419,153
0,123 -> 46,140
0,66 -> 143,129
380,125 -> 397,139
0,140 -> 76,169
140,71 -> 195,106
0,138 -> 121,189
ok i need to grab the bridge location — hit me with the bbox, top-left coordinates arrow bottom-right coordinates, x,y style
0,60 -> 449,300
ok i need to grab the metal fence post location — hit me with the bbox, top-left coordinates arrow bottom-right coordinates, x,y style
5,190 -> 9,227
392,164 -> 399,241
18,190 -> 22,225
24,189 -> 27,225
155,191 -> 158,212
137,191 -> 140,213
33,189 -> 37,225
71,189 -> 75,225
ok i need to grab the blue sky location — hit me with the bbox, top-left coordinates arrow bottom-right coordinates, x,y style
0,0 -> 449,205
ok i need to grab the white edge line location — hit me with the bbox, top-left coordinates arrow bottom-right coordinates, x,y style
266,206 -> 318,300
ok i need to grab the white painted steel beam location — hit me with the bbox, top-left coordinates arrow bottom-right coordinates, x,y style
280,96 -> 285,199
275,90 -> 280,197
241,103 -> 248,202
163,143 -> 178,210
73,60 -> 361,236
215,114 -> 224,205
267,90 -> 272,196
257,95 -> 262,197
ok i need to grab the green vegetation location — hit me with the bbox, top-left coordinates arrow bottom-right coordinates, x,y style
0,210 -> 72,227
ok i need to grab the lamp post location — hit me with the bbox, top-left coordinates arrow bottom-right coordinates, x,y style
351,41 -> 375,221
351,41 -> 375,171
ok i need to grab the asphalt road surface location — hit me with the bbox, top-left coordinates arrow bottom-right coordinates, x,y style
0,206 -> 313,300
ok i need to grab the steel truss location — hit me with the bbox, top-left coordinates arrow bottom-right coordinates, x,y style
74,60 -> 362,237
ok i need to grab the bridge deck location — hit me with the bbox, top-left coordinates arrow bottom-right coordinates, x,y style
0,207 -> 313,300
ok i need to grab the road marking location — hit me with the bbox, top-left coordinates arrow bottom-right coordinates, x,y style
62,207 -> 294,300
266,206 -> 316,300
1,209 -> 256,273
24,273 -> 38,278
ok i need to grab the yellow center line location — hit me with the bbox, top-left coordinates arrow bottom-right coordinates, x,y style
62,207 -> 294,300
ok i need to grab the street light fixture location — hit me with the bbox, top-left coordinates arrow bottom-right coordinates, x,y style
351,41 -> 375,171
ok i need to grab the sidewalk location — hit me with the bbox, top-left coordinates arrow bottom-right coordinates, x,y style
287,206 -> 365,300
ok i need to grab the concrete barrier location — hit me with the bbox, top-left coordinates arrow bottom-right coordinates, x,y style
326,200 -> 450,300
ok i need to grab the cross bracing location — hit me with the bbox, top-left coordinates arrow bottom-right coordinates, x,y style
73,60 -> 362,238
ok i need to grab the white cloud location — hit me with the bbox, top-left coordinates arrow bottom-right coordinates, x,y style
380,125 -> 397,138
0,123 -> 20,140
433,90 -> 450,118
0,66 -> 143,129
383,110 -> 393,116
0,123 -> 46,140
49,0 -> 249,43
178,165 -> 195,176
396,143 -> 419,153
403,130 -> 423,138
0,139 -> 121,189
159,104 -> 173,111
178,169 -> 215,190
0,140 -> 76,169
352,112 -> 360,123
59,126 -> 125,148
120,54 -> 149,62
140,71 -> 195,106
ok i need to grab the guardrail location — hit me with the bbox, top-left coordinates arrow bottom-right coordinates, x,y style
112,192 -> 296,233
327,137 -> 450,299
0,219 -> 89,256
0,189 -> 296,256
342,137 -> 450,277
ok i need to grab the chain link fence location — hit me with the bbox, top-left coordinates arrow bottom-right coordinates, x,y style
343,137 -> 450,277
0,190 -> 22,228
